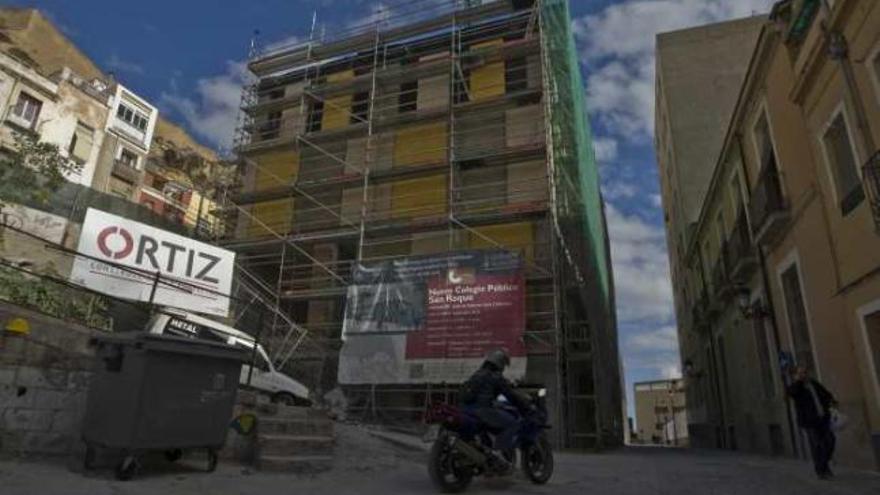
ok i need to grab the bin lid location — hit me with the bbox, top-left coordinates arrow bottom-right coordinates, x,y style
91,332 -> 249,362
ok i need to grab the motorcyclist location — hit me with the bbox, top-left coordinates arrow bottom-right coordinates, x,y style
460,349 -> 530,460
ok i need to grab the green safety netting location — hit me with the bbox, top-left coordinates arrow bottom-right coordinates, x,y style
541,0 -> 612,311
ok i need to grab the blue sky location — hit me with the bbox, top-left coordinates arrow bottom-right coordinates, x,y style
19,0 -> 776,417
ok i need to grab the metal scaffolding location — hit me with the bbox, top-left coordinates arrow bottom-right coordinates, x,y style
213,0 -> 621,449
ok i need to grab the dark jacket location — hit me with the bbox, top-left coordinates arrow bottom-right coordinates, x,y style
460,364 -> 529,412
787,378 -> 836,429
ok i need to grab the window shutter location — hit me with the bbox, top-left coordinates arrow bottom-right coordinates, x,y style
72,123 -> 94,162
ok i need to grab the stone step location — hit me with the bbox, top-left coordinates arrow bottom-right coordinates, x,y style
258,434 -> 334,457
258,454 -> 334,473
259,417 -> 335,437
255,403 -> 329,420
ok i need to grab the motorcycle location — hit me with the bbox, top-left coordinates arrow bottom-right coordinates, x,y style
424,387 -> 554,493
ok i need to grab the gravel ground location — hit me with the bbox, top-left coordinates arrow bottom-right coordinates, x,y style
1,426 -> 878,494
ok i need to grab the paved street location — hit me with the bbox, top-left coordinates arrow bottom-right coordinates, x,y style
2,444 -> 878,495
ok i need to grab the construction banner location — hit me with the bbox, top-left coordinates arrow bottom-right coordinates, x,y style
338,249 -> 527,384
70,208 -> 235,317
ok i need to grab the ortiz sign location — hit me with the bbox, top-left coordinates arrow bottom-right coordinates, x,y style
338,250 -> 526,384
69,208 -> 235,317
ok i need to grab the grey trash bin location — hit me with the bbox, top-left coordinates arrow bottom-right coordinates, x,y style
82,332 -> 246,480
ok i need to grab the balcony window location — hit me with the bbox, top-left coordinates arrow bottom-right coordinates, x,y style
118,148 -> 139,169
116,102 -> 149,131
10,91 -> 42,129
821,109 -> 864,215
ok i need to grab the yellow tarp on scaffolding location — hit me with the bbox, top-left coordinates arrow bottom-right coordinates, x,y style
248,150 -> 299,237
322,70 -> 355,131
391,174 -> 447,219
470,39 -> 505,101
393,122 -> 447,167
469,221 -> 534,262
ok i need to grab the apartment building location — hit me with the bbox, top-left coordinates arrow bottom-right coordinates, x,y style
633,379 -> 688,446
658,0 -> 880,469
228,0 -> 621,449
0,7 -> 223,235
654,14 -> 765,448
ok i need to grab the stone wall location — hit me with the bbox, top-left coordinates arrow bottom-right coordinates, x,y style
0,301 -> 97,456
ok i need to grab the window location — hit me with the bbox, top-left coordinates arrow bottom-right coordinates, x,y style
116,102 -> 149,131
821,109 -> 864,215
780,262 -> 815,373
351,91 -> 370,123
118,148 -> 139,169
398,81 -> 417,113
715,211 -> 726,246
306,100 -> 323,133
10,92 -> 42,128
871,43 -> 880,100
753,110 -> 777,172
505,56 -> 528,93
858,302 -> 880,407
259,111 -> 281,140
68,121 -> 94,163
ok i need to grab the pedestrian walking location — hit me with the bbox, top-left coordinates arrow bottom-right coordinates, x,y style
786,365 -> 838,480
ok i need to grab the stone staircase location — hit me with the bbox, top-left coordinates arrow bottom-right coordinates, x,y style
255,403 -> 335,473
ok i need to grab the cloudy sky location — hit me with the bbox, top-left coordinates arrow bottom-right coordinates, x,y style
25,0 -> 776,415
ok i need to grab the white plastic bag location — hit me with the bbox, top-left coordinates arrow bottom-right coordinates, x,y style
830,408 -> 848,432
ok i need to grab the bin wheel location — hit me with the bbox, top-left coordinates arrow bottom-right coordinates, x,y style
206,449 -> 218,473
164,449 -> 183,463
115,455 -> 139,481
83,445 -> 96,471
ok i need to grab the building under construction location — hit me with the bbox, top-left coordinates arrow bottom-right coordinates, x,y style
223,0 -> 622,449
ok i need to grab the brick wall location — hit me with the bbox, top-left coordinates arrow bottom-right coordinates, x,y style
0,301 -> 97,456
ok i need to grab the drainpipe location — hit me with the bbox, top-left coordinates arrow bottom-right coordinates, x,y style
735,132 -> 801,458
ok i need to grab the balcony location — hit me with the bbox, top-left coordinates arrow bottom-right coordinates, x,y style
111,159 -> 142,183
749,163 -> 790,247
725,209 -> 758,282
710,247 -> 734,308
865,150 -> 880,232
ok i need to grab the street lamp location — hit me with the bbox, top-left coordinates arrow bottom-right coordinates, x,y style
736,286 -> 772,319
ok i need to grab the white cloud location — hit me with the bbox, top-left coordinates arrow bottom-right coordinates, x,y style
650,194 -> 663,208
575,0 -> 775,141
627,325 -> 678,352
602,182 -> 637,201
593,136 -> 618,164
107,54 -> 144,75
161,61 -> 251,152
605,204 -> 673,324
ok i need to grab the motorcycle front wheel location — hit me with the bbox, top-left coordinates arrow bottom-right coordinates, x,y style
428,435 -> 473,493
521,434 -> 554,484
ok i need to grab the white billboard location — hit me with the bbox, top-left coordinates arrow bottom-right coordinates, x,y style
70,208 -> 235,317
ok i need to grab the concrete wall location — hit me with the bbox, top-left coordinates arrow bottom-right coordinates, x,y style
0,301 -> 97,456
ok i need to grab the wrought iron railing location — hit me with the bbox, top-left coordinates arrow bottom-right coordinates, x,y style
726,208 -> 756,281
864,150 -> 880,231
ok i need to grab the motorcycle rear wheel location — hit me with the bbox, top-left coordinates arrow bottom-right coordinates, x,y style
428,436 -> 474,493
521,435 -> 554,484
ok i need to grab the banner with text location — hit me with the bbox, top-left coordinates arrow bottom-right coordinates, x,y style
338,250 -> 526,384
69,208 -> 235,317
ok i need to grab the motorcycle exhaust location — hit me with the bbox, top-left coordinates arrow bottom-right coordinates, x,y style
450,437 -> 487,466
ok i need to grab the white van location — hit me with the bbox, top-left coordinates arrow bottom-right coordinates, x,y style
146,308 -> 311,406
